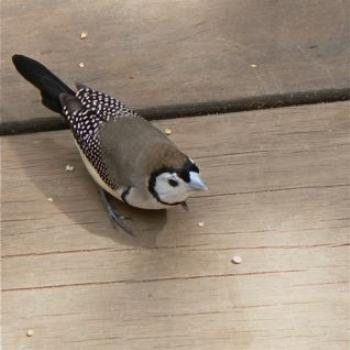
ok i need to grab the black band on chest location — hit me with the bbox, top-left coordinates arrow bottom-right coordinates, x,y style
121,186 -> 131,204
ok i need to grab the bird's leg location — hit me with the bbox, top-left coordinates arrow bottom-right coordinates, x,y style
181,201 -> 189,211
99,189 -> 134,236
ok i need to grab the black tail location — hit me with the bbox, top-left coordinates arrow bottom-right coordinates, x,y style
12,55 -> 75,114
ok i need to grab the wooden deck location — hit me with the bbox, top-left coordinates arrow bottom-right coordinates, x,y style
2,1 -> 349,348
2,102 -> 350,349
2,0 -> 350,124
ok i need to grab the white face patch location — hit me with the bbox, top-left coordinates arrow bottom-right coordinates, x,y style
153,172 -> 191,204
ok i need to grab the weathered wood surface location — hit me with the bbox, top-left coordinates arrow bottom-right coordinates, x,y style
2,0 -> 350,124
2,102 -> 350,349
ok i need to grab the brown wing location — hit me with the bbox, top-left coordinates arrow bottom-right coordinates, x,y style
99,117 -> 187,189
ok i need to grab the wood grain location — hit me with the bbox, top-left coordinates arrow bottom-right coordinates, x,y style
2,102 -> 350,349
2,0 -> 350,123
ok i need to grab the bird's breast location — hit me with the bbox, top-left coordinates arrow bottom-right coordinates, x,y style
76,141 -> 170,210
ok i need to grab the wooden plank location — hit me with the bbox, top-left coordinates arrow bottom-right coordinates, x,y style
2,103 -> 350,255
3,275 -> 349,350
2,102 -> 350,349
2,0 -> 350,124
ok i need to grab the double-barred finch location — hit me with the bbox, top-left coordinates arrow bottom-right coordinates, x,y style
12,55 -> 207,234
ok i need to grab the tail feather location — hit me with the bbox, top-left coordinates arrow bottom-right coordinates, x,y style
12,55 -> 75,114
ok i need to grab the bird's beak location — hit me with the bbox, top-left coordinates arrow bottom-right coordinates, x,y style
189,171 -> 208,191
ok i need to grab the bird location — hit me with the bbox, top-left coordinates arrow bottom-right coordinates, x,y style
12,54 -> 207,234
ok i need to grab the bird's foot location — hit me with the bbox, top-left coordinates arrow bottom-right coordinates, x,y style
99,189 -> 134,236
181,201 -> 189,211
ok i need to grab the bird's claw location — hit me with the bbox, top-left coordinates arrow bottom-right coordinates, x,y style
181,201 -> 189,211
110,215 -> 135,236
100,189 -> 134,236
120,215 -> 131,221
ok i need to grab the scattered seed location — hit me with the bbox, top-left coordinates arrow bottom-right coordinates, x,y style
65,164 -> 75,172
26,329 -> 34,337
250,64 -> 257,68
197,222 -> 205,227
231,256 -> 242,264
47,197 -> 53,202
79,62 -> 85,68
80,31 -> 88,39
164,128 -> 172,135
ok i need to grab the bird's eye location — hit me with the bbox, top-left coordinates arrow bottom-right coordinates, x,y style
168,179 -> 179,187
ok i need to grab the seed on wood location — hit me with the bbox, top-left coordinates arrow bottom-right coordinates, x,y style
231,256 -> 242,264
26,329 -> 34,337
65,164 -> 75,172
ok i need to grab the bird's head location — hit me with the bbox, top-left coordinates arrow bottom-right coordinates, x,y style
148,159 -> 207,206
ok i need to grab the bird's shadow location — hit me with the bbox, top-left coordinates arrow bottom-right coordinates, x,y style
14,132 -> 170,248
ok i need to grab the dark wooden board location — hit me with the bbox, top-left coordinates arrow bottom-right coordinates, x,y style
2,0 -> 350,125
